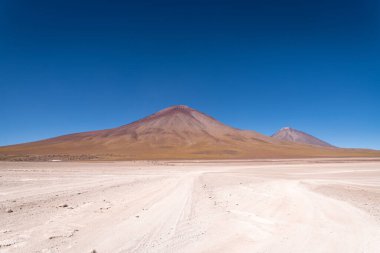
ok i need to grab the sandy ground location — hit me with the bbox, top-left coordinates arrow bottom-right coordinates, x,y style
1,159 -> 380,253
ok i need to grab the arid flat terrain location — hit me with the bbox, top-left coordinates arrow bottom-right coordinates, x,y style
1,159 -> 380,252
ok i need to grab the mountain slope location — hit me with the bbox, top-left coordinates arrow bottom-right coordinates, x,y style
272,127 -> 334,147
0,106 -> 379,160
47,105 -> 275,147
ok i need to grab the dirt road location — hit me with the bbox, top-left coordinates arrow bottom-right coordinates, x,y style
1,160 -> 380,252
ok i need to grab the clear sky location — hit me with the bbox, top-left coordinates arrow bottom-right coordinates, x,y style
1,0 -> 379,149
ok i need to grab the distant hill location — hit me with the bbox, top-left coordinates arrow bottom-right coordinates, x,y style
0,105 -> 379,160
272,127 -> 334,147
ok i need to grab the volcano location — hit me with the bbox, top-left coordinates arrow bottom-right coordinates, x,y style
272,127 -> 334,147
0,105 -> 378,160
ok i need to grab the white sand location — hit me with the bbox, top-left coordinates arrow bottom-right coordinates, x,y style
1,159 -> 380,252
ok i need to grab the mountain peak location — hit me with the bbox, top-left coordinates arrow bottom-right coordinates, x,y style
161,104 -> 191,111
113,104 -> 244,143
272,127 -> 334,147
155,105 -> 193,114
168,104 -> 191,109
87,104 -> 273,150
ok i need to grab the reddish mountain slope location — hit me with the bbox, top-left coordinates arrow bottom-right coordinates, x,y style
0,105 -> 378,160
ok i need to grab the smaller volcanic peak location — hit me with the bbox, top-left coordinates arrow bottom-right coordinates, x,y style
272,127 -> 334,147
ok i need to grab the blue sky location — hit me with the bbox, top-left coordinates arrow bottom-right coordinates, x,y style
1,0 -> 379,149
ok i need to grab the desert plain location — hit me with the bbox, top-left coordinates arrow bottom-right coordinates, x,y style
1,159 -> 380,253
